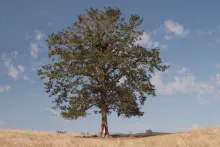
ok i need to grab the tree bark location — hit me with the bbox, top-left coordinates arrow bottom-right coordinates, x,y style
101,105 -> 109,137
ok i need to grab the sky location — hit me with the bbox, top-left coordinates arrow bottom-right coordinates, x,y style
0,0 -> 220,134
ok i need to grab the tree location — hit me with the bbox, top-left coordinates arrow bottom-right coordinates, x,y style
146,129 -> 152,135
37,7 -> 169,137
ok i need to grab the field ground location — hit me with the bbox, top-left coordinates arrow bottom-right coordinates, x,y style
1,126 -> 220,147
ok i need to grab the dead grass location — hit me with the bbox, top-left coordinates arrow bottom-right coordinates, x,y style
1,126 -> 220,147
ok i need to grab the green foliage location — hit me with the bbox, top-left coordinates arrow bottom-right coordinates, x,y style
37,7 -> 169,120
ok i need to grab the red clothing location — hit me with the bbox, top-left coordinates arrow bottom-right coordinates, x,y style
101,123 -> 106,134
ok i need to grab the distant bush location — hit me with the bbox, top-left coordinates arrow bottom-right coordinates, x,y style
146,129 -> 153,135
56,130 -> 67,134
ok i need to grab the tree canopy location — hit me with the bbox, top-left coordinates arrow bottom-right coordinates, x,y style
37,7 -> 169,136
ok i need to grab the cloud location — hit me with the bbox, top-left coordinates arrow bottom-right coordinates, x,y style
151,68 -> 214,95
216,73 -> 220,85
176,68 -> 188,75
35,30 -> 45,41
136,32 -> 153,48
30,43 -> 39,58
135,32 -> 168,49
29,30 -> 46,58
8,64 -> 20,80
1,53 -> 25,80
216,64 -> 220,68
164,20 -> 189,40
17,64 -> 25,73
0,85 -> 11,92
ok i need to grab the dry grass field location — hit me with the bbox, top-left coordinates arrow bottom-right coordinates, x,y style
1,126 -> 220,147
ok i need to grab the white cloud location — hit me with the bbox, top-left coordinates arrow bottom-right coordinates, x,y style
35,30 -> 45,41
136,32 -> 153,48
135,32 -> 168,49
8,64 -> 20,80
30,43 -> 39,58
216,73 -> 220,85
0,85 -> 11,92
164,20 -> 189,40
17,64 -> 25,73
1,53 -> 25,80
29,30 -> 46,58
153,41 -> 159,48
151,68 -> 214,95
176,68 -> 188,75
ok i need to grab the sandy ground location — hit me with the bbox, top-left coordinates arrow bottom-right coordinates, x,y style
0,126 -> 220,147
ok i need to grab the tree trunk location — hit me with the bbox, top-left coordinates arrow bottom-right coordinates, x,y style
101,105 -> 109,137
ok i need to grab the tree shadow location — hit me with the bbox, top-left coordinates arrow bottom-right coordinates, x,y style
76,133 -> 173,139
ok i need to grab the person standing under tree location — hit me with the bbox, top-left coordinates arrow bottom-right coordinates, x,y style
101,122 -> 106,137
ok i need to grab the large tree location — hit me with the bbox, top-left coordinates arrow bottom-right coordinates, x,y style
37,7 -> 169,137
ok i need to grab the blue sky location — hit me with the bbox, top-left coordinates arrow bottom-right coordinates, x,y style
0,0 -> 220,134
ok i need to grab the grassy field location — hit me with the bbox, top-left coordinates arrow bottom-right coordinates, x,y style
0,126 -> 220,147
